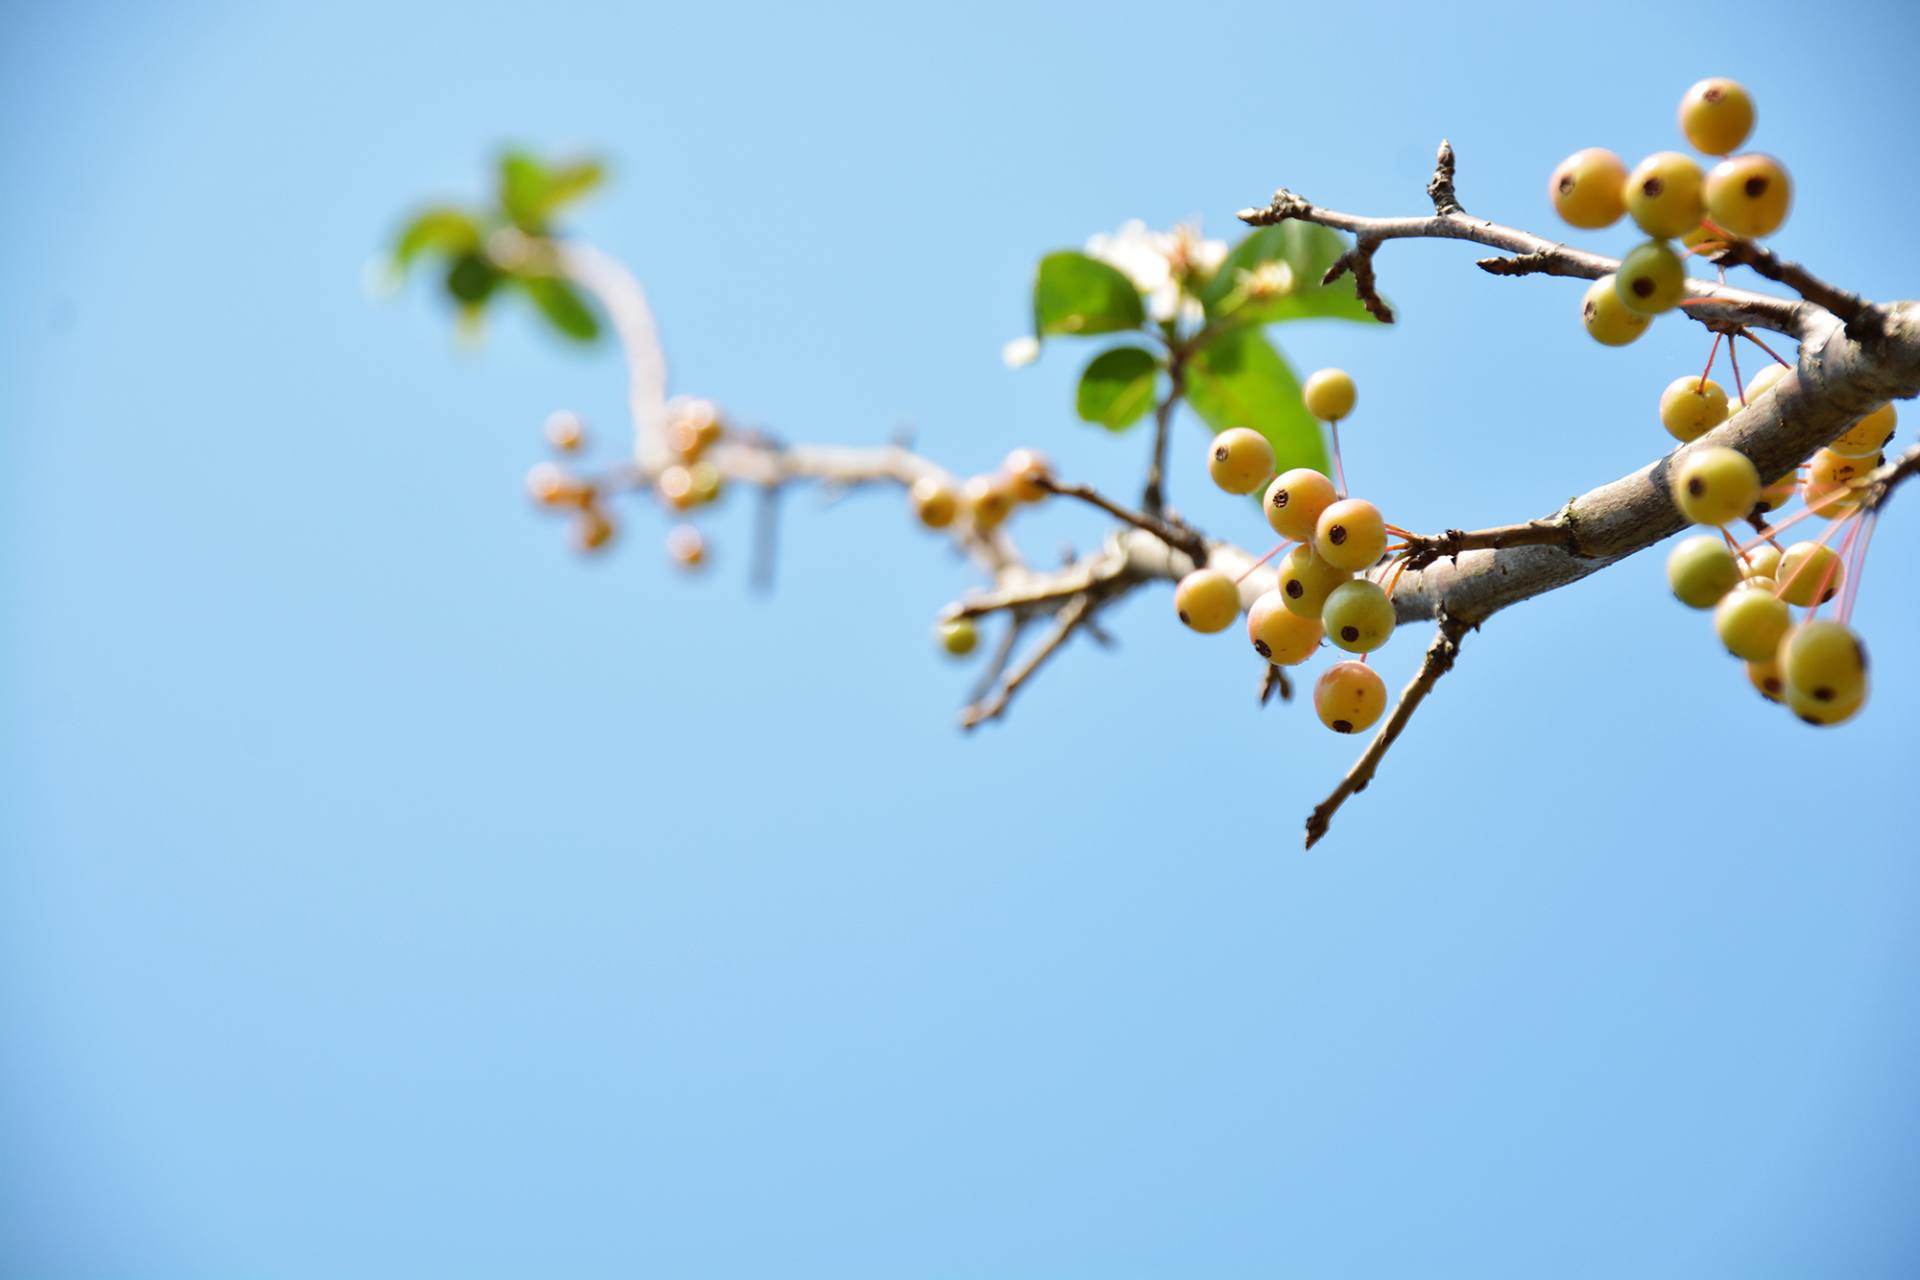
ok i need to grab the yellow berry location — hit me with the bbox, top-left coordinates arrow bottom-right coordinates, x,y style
1548,148 -> 1629,229
1582,275 -> 1652,346
666,523 -> 706,570
544,410 -> 585,452
1787,681 -> 1866,727
657,464 -> 698,511
1002,448 -> 1052,503
1803,474 -> 1863,517
1830,403 -> 1897,459
1741,543 -> 1782,580
526,461 -> 589,508
1779,619 -> 1867,708
938,618 -> 979,656
1777,540 -> 1844,606
1247,591 -> 1323,665
1659,375 -> 1729,442
1207,428 -> 1276,495
1616,240 -> 1688,315
1302,368 -> 1357,421
1755,473 -> 1797,513
1807,448 -> 1876,490
1746,657 -> 1787,704
1264,468 -> 1337,542
1714,584 -> 1791,661
1626,152 -> 1706,239
1680,78 -> 1756,156
1322,579 -> 1396,653
1705,154 -> 1792,239
1667,534 -> 1741,608
687,461 -> 723,506
909,475 -> 960,529
1314,498 -> 1387,572
1174,568 -> 1242,634
1276,545 -> 1353,619
964,474 -> 1016,531
1671,445 -> 1759,526
1314,661 -> 1386,735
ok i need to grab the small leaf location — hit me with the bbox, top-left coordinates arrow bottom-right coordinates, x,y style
1033,251 -> 1146,339
520,277 -> 601,342
1075,346 -> 1161,430
499,151 -> 554,231
1185,327 -> 1328,476
1201,223 -> 1386,326
543,159 -> 605,212
445,251 -> 501,306
394,207 -> 482,270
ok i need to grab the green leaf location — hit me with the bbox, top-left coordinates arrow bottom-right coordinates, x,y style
520,277 -> 601,342
1185,327 -> 1328,476
1200,223 -> 1386,326
1032,251 -> 1146,338
394,207 -> 482,269
444,251 -> 502,306
499,151 -> 553,231
543,159 -> 605,212
1075,346 -> 1161,430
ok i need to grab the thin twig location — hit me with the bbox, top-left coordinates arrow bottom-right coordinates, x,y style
1141,359 -> 1185,516
1397,515 -> 1583,571
1260,663 -> 1293,706
1304,617 -> 1471,849
1037,475 -> 1208,563
1709,240 -> 1886,341
960,594 -> 1094,729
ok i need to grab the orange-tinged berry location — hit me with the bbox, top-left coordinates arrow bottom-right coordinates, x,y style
1830,403 -> 1897,459
1264,468 -> 1337,542
1208,428 -> 1276,495
1680,78 -> 1756,156
964,474 -> 1016,531
1314,498 -> 1387,572
1002,448 -> 1053,503
1174,567 -> 1242,634
666,523 -> 706,570
1276,545 -> 1352,619
1247,591 -> 1323,665
910,475 -> 960,529
1705,154 -> 1792,239
1549,148 -> 1629,229
1302,368 -> 1357,421
1315,661 -> 1386,734
543,410 -> 585,452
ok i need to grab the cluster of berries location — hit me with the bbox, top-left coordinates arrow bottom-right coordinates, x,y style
524,402 -> 716,569
1173,369 -> 1406,736
1549,78 -> 1789,347
926,449 -> 1057,657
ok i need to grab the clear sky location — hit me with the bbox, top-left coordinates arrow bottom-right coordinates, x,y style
5,0 -> 1919,1274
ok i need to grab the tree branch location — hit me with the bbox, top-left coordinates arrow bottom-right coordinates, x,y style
960,594 -> 1096,729
1036,475 -> 1209,564
1304,616 -> 1470,849
1707,238 -> 1887,341
1141,358 -> 1185,515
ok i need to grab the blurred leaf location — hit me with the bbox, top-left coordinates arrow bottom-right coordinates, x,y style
394,207 -> 482,269
1185,327 -> 1328,475
1075,346 -> 1161,430
499,151 -> 605,233
544,159 -> 605,212
1032,251 -> 1146,338
445,251 -> 501,306
520,277 -> 602,342
1200,223 -> 1385,326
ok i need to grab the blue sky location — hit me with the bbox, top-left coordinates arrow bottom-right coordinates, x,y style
5,0 -> 1920,1274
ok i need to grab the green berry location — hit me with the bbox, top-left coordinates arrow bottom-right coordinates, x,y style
1247,590 -> 1323,665
1714,584 -> 1791,661
1626,152 -> 1707,239
1314,661 -> 1386,735
1659,376 -> 1729,442
937,617 -> 978,656
1680,78 -> 1756,156
1276,545 -> 1353,619
1667,535 -> 1742,608
1671,445 -> 1760,526
1705,154 -> 1792,239
1264,468 -> 1337,542
1830,403 -> 1897,459
1616,240 -> 1688,315
1322,579 -> 1396,653
1779,619 -> 1868,707
1302,368 -> 1357,421
1314,498 -> 1387,572
1548,148 -> 1629,229
1207,427 -> 1276,495
1174,568 -> 1242,633
1582,275 -> 1652,346
1777,541 -> 1844,606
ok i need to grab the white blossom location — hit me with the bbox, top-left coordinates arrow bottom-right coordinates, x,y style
1001,335 -> 1041,368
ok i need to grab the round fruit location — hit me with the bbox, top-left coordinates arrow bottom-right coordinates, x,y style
1667,535 -> 1742,608
1779,619 -> 1868,706
1807,448 -> 1876,490
1002,448 -> 1053,503
526,461 -> 587,508
687,461 -> 723,506
657,463 -> 699,511
1247,591 -> 1323,665
1548,148 -> 1629,229
1626,152 -> 1707,239
1314,498 -> 1387,571
1705,154 -> 1792,239
1680,78 -> 1756,156
1777,541 -> 1844,606
1314,661 -> 1387,735
1264,468 -> 1338,542
1659,375 -> 1729,442
1276,545 -> 1353,619
938,617 -> 979,657
1671,445 -> 1760,526
1582,275 -> 1653,346
1742,363 -> 1790,405
544,410 -> 585,452
1616,240 -> 1688,315
1303,368 -> 1358,422
1787,680 -> 1866,726
1746,657 -> 1787,704
1830,403 -> 1897,459
1803,475 -> 1863,517
964,474 -> 1016,531
1714,585 -> 1790,661
1207,428 -> 1276,495
1174,568 -> 1242,633
1742,543 -> 1783,580
666,523 -> 707,570
910,475 -> 960,529
1322,579 -> 1396,653
1755,473 -> 1797,513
